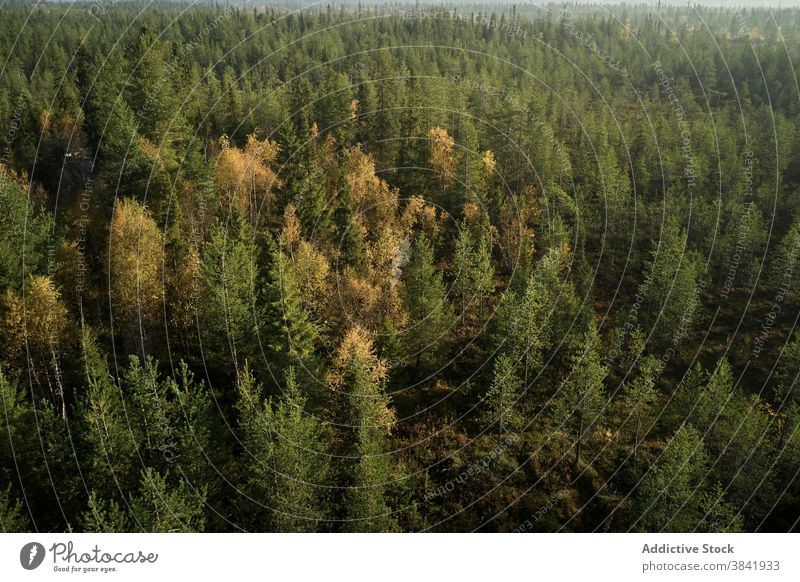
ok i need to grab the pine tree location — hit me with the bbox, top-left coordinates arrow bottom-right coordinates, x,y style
769,217 -> 800,307
0,365 -> 28,488
125,27 -> 191,164
495,248 -> 567,388
776,329 -> 800,436
80,491 -> 128,533
451,222 -> 494,328
693,359 -> 775,520
282,139 -> 332,244
622,349 -> 659,465
693,359 -> 735,448
78,327 -> 137,495
483,354 -> 524,435
551,321 -> 607,471
635,425 -> 740,532
0,174 -> 52,291
1,363 -> 78,531
79,48 -> 143,186
637,215 -> 703,352
122,356 -> 176,472
332,196 -> 365,270
698,483 -> 744,533
201,218 -> 262,382
170,361 -> 226,510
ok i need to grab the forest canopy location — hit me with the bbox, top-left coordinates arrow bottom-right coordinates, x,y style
0,1 -> 799,532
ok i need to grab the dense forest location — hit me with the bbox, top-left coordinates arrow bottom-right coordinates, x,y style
1,0 -> 800,533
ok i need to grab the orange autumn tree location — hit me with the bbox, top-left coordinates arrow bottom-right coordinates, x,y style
215,133 -> 282,225
326,227 -> 407,336
346,146 -> 399,236
325,148 -> 407,335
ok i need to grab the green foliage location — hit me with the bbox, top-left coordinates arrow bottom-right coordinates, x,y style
691,360 -> 776,523
0,175 -> 53,291
401,235 -> 455,371
483,354 -> 524,435
81,491 -> 128,533
494,251 -> 555,387
636,425 -> 743,533
128,468 -> 206,533
698,483 -> 745,533
550,321 -> 608,470
236,366 -> 330,532
0,2 -> 797,533
262,246 -> 320,382
621,352 -> 659,464
636,216 -> 704,353
636,425 -> 710,532
0,484 -> 28,532
78,328 -> 138,494
201,218 -> 263,379
336,331 -> 398,532
451,224 -> 495,326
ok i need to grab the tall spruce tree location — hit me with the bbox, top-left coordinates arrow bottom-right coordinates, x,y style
401,234 -> 455,371
263,246 -> 320,386
332,327 -> 398,532
236,365 -> 330,532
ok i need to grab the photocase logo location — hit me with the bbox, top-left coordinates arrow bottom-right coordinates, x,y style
20,542 -> 46,570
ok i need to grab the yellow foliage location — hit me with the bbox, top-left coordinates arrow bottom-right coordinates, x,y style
332,326 -> 383,376
1,275 -> 68,359
109,198 -> 165,326
328,325 -> 396,432
462,200 -> 481,225
280,203 -> 302,253
399,196 -> 426,235
365,228 -> 404,287
427,126 -> 455,188
420,205 -> 441,241
346,146 -> 399,234
292,239 -> 330,311
138,136 -> 166,172
324,266 -> 405,336
39,108 -> 52,132
167,245 -> 202,332
329,327 -> 386,388
215,133 -> 282,219
398,195 -> 440,241
481,149 -> 496,174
